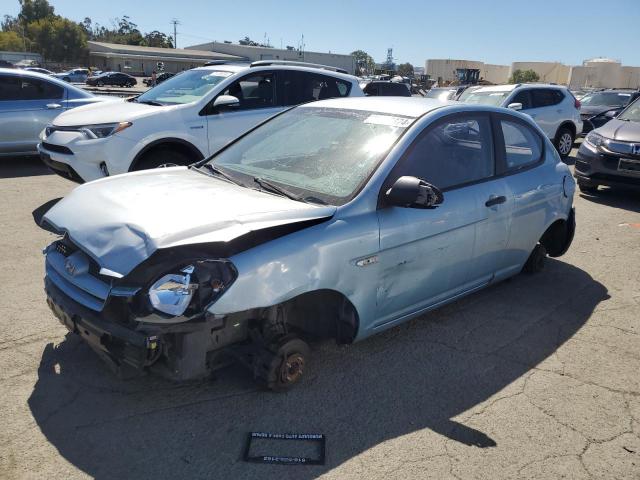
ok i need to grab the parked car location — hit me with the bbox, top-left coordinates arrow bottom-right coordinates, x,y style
578,89 -> 640,135
39,61 -> 364,183
52,68 -> 90,83
24,67 -> 54,75
361,80 -> 411,96
0,68 -> 111,156
143,72 -> 175,86
459,84 -> 583,158
41,97 -> 576,390
85,72 -> 137,88
0,60 -> 15,69
574,96 -> 640,193
425,86 -> 462,101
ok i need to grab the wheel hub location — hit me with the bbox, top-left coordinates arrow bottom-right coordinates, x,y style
280,353 -> 304,384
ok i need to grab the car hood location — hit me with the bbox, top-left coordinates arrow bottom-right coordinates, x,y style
43,167 -> 336,277
52,98 -> 163,126
596,119 -> 640,142
580,105 -> 622,117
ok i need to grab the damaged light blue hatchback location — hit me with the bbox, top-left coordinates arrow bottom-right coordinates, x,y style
42,97 -> 576,390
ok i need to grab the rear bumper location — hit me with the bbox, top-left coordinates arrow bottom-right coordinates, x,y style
45,276 -> 150,373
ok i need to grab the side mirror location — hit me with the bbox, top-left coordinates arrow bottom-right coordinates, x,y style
604,110 -> 618,118
507,102 -> 523,111
385,176 -> 444,208
213,95 -> 240,111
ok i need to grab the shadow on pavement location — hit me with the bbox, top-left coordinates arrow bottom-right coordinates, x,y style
579,187 -> 640,213
28,259 -> 607,479
0,155 -> 52,178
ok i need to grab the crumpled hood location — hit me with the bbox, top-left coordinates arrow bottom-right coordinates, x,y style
52,98 -> 164,126
596,119 -> 640,142
43,167 -> 336,276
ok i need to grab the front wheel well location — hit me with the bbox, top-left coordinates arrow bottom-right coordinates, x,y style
264,290 -> 360,344
556,121 -> 576,140
130,140 -> 204,171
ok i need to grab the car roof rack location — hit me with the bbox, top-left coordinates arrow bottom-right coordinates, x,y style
204,60 -> 236,66
249,60 -> 348,75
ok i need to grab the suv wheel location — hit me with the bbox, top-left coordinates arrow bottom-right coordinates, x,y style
555,127 -> 574,159
135,148 -> 193,171
578,180 -> 598,194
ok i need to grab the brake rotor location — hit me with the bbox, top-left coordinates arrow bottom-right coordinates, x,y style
280,353 -> 305,385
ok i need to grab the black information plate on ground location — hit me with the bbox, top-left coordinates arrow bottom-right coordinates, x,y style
244,432 -> 326,465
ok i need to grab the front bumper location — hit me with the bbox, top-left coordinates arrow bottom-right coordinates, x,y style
45,275 -> 151,374
574,142 -> 640,189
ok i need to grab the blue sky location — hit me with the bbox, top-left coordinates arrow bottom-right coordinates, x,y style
5,0 -> 640,67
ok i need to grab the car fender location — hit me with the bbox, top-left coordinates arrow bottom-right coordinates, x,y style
207,212 -> 381,340
128,135 -> 206,171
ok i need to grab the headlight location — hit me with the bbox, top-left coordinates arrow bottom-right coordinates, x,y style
585,131 -> 606,148
80,122 -> 132,139
148,260 -> 237,317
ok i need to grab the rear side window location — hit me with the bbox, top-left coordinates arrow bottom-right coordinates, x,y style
282,72 -> 351,106
0,76 -> 63,101
511,90 -> 532,109
398,115 -> 494,190
531,89 -> 563,108
500,119 -> 543,171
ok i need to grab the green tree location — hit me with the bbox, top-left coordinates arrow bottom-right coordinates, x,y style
27,16 -> 87,61
397,62 -> 414,77
143,30 -> 173,48
351,49 -> 375,76
509,69 -> 540,83
0,30 -> 24,50
18,0 -> 54,24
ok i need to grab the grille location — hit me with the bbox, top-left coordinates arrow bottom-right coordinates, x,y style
42,142 -> 73,155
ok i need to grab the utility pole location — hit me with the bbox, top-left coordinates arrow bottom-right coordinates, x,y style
171,19 -> 180,48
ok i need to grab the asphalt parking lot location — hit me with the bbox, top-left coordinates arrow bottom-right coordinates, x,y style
0,145 -> 639,479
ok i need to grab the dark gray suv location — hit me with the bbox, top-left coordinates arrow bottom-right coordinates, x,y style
575,96 -> 640,192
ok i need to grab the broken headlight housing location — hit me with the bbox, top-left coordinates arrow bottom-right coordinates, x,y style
147,260 -> 237,317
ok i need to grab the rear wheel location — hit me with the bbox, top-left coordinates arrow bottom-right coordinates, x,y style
523,243 -> 546,274
555,127 -> 574,159
134,148 -> 193,171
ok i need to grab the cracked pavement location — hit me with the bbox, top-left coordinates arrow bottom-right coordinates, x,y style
0,149 -> 639,479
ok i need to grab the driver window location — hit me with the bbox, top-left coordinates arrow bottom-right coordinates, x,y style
397,115 -> 494,190
220,73 -> 275,110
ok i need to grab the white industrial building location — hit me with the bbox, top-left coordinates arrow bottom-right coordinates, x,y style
426,57 -> 640,88
186,41 -> 356,74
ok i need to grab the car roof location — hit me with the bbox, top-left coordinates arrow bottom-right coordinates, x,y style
299,96 -> 456,117
193,63 -> 359,82
0,67 -> 93,97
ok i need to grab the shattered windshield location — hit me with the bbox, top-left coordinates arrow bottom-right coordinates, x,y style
618,98 -> 640,122
209,107 -> 412,205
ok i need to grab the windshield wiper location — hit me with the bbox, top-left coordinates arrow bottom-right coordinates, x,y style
198,163 -> 245,186
254,177 -> 330,205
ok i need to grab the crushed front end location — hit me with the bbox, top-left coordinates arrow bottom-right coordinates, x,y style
43,235 -> 242,380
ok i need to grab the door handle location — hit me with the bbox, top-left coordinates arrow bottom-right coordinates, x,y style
485,195 -> 506,207
46,103 -> 62,109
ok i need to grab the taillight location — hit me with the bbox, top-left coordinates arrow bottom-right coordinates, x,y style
574,98 -> 581,109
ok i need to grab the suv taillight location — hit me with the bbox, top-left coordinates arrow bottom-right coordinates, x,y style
574,98 -> 581,109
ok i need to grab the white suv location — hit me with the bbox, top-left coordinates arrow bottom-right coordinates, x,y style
38,61 -> 363,182
460,84 -> 583,158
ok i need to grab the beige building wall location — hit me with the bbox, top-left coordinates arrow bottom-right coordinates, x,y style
510,62 -> 571,84
425,59 -> 484,83
482,64 -> 510,84
621,66 -> 640,88
567,58 -> 640,88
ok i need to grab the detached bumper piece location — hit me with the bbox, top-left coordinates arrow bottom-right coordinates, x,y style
45,277 -> 151,376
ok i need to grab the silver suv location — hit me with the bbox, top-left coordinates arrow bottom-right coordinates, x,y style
460,84 -> 583,158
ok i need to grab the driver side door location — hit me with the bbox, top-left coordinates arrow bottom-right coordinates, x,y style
205,71 -> 285,153
374,113 -> 499,329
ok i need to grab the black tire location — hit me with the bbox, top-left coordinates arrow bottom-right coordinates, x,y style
555,126 -> 574,159
134,148 -> 193,171
523,243 -> 546,274
96,81 -> 104,87
263,337 -> 310,392
578,181 -> 598,194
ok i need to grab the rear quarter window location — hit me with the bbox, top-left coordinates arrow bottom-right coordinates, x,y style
499,119 -> 543,172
